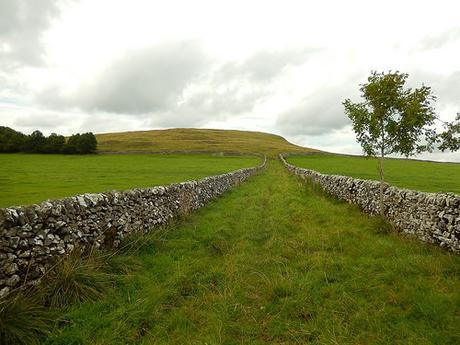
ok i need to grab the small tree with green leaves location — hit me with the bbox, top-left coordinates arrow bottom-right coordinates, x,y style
343,71 -> 437,217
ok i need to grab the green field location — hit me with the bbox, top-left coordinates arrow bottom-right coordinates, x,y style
42,161 -> 460,345
96,128 -> 316,157
287,154 -> 460,194
0,154 -> 260,208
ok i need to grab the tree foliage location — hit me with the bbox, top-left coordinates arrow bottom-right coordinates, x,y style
43,133 -> 66,153
0,127 -> 97,154
343,71 -> 437,158
0,126 -> 27,152
343,71 -> 437,216
23,130 -> 47,153
62,133 -> 97,154
438,113 -> 460,152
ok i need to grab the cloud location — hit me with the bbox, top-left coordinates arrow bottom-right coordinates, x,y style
417,27 -> 460,50
13,113 -> 68,129
216,48 -> 316,83
38,45 -> 318,128
276,87 -> 351,136
433,71 -> 460,106
409,70 -> 460,116
0,0 -> 62,68
39,41 -> 210,114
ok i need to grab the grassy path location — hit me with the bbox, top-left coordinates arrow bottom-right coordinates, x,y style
45,161 -> 460,344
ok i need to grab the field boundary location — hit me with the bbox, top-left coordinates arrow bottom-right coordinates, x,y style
0,157 -> 266,296
280,154 -> 460,253
97,150 -> 265,157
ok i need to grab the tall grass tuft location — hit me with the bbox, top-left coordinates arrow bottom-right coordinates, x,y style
0,292 -> 54,345
41,249 -> 112,308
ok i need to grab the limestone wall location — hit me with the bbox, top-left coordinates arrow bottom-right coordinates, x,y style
0,158 -> 265,295
280,155 -> 460,253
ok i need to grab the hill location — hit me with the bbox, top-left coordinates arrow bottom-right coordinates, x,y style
96,128 -> 316,157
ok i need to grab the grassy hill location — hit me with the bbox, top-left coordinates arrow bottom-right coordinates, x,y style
96,128 -> 315,157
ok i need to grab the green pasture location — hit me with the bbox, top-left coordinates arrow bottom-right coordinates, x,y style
0,154 -> 260,208
287,154 -> 460,194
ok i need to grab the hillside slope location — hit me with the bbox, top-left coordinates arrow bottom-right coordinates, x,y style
96,128 -> 316,156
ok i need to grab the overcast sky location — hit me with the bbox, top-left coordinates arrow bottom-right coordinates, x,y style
1,0 -> 459,161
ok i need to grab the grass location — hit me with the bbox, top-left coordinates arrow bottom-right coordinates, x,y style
0,246 -> 138,345
96,128 -> 316,157
41,160 -> 460,344
0,292 -> 55,345
287,153 -> 460,194
0,153 -> 260,207
40,250 -> 113,308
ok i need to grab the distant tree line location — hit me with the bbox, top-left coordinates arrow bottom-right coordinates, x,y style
0,126 -> 97,154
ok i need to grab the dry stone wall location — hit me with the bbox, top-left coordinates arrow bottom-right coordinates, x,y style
280,154 -> 460,253
0,158 -> 265,296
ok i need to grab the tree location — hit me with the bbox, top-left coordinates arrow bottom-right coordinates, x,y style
24,130 -> 46,153
77,132 -> 97,153
0,126 -> 26,152
62,134 -> 80,154
62,132 -> 97,154
43,133 -> 66,153
438,113 -> 460,152
343,71 -> 437,217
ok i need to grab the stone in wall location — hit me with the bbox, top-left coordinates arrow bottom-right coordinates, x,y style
0,158 -> 266,296
280,154 -> 460,253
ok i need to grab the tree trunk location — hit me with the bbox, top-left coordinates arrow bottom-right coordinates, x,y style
378,149 -> 385,217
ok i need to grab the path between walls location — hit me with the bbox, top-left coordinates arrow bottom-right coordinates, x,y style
45,160 -> 460,344
280,154 -> 460,252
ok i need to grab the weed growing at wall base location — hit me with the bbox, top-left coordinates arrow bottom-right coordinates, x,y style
40,250 -> 112,308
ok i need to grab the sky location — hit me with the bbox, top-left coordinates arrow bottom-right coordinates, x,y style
1,0 -> 459,161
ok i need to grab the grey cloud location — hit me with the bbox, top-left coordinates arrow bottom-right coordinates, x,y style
409,70 -> 460,110
13,113 -> 67,129
39,46 -> 318,128
276,88 -> 350,136
216,48 -> 316,83
39,41 -> 210,114
184,85 -> 267,115
0,0 -> 62,68
77,113 -> 152,134
277,70 -> 460,140
418,27 -> 460,50
150,87 -> 266,128
159,47 -> 318,125
433,71 -> 460,106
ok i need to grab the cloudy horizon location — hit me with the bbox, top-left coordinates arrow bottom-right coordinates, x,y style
1,0 -> 459,161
